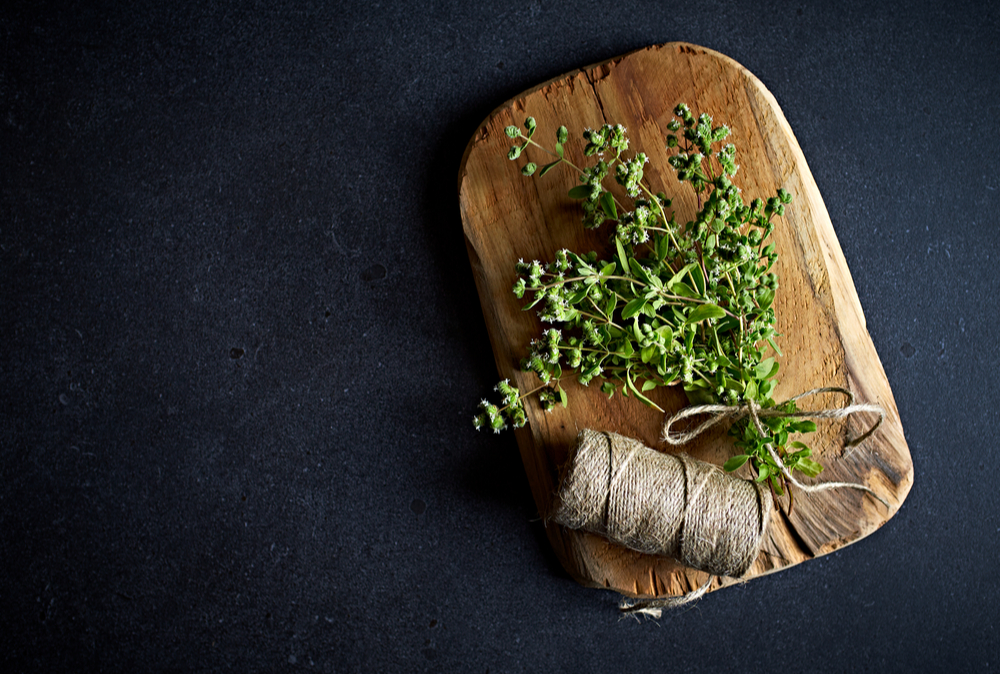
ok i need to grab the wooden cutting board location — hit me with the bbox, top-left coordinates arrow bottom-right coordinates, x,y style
458,42 -> 913,599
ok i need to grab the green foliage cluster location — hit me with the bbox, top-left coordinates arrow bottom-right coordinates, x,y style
474,104 -> 821,493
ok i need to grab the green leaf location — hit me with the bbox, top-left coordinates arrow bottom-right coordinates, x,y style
724,454 -> 750,472
568,185 -> 591,200
766,359 -> 780,379
628,258 -> 653,285
640,344 -> 657,364
683,384 -> 714,405
753,357 -> 778,380
686,303 -> 726,324
620,338 -> 635,358
641,379 -> 657,392
671,281 -> 699,299
539,160 -> 561,177
615,237 -> 629,272
601,381 -> 615,399
632,320 -> 644,343
555,142 -> 564,158
684,326 -> 695,352
604,296 -> 616,320
655,325 -> 674,342
667,262 -> 697,289
600,262 -> 617,277
559,387 -> 568,408
621,297 -> 646,320
789,420 -> 817,434
522,293 -> 545,311
763,416 -> 784,432
626,369 -> 658,409
755,464 -> 770,482
567,250 -> 587,266
796,457 -> 824,478
758,288 -> 775,310
716,316 -> 740,334
766,336 -> 784,357
600,191 -> 617,220
656,235 -> 670,262
760,379 -> 776,399
690,265 -> 706,296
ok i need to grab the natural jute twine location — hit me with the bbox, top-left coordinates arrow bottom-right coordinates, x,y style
551,388 -> 888,618
554,429 -> 773,575
553,429 -> 772,616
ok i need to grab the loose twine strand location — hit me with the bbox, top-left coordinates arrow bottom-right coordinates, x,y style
553,388 -> 889,619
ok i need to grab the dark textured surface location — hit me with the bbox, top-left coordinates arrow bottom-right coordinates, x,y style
2,1 -> 998,671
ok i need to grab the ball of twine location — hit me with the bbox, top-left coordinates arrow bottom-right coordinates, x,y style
552,429 -> 773,578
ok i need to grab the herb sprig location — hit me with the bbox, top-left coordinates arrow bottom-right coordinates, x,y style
474,104 -> 822,498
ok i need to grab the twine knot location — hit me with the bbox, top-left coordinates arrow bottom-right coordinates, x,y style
661,387 -> 888,507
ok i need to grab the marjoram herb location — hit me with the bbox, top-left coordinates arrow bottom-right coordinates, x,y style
474,104 -> 822,498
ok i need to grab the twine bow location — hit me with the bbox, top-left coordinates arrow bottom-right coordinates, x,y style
661,387 -> 888,506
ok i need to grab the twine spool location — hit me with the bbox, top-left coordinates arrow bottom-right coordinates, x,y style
552,429 -> 772,578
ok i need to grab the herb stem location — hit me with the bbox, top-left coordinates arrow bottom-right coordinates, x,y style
482,109 -> 808,485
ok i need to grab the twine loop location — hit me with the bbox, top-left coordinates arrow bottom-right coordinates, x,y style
661,387 -> 888,506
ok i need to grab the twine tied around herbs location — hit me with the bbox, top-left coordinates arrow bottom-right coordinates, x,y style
662,387 -> 889,507
552,388 -> 890,619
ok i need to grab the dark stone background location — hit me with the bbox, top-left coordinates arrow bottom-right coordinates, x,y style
2,1 -> 997,671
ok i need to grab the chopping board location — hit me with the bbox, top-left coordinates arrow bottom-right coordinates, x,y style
458,42 -> 913,600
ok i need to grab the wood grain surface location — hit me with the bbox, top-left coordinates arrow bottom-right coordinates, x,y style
458,42 -> 913,599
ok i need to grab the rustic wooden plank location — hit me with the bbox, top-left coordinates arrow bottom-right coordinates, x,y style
459,42 -> 913,599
